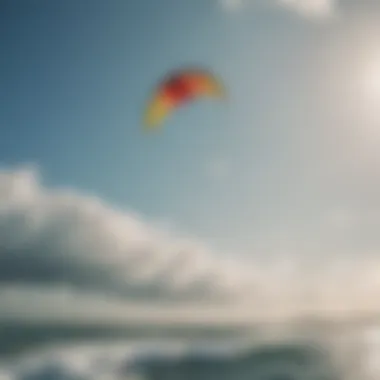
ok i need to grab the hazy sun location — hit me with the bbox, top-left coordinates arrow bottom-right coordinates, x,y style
363,58 -> 380,100
358,56 -> 380,131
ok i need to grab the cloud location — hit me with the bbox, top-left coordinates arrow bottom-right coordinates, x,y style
0,166 -> 250,308
2,166 -> 380,325
219,0 -> 336,18
277,0 -> 335,17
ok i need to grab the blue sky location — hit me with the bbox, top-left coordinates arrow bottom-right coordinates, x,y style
2,0 -> 380,324
0,0 -> 322,250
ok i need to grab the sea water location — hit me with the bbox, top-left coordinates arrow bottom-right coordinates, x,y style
1,325 -> 380,380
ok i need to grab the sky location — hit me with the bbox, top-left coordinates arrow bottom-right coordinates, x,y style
2,0 -> 380,326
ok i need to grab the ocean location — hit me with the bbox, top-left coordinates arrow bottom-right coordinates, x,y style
1,321 -> 380,380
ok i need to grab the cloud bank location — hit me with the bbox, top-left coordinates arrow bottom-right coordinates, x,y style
1,166 -> 380,325
0,166 -> 251,305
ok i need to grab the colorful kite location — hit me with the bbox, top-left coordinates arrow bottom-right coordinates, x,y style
143,67 -> 226,130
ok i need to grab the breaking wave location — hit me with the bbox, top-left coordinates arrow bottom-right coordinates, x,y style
1,328 -> 380,380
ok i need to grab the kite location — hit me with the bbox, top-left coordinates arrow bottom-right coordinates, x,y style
143,67 -> 226,130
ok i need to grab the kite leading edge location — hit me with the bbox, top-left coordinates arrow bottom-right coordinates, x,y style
143,67 -> 226,131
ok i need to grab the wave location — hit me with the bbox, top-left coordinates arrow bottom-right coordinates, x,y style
1,327 -> 380,380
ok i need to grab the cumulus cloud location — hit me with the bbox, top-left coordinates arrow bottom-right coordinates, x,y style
0,166 -> 251,308
2,166 -> 380,325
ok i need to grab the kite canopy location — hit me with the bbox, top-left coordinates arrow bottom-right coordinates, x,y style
143,67 -> 226,130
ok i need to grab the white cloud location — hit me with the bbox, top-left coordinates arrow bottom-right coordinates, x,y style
277,0 -> 335,18
2,166 -> 380,326
0,166 -> 251,307
219,0 -> 336,18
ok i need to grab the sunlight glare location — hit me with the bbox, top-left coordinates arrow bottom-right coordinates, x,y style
359,55 -> 380,130
363,57 -> 380,101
